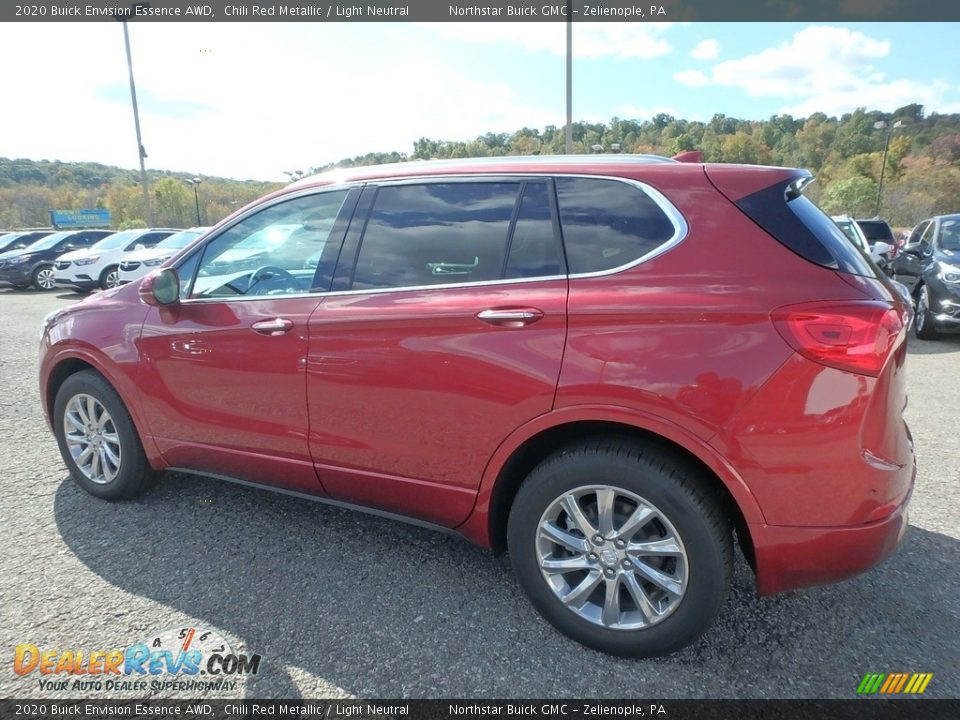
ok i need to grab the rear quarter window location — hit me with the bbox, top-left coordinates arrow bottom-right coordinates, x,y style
736,178 -> 878,278
554,177 -> 678,274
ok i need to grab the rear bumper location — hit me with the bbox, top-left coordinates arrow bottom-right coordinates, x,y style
752,469 -> 913,596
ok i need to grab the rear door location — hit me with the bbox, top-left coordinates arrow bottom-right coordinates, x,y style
306,178 -> 568,526
136,188 -> 356,495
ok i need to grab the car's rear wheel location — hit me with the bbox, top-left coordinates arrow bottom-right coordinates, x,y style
53,370 -> 156,500
100,266 -> 120,291
915,284 -> 940,340
507,440 -> 732,657
32,265 -> 56,291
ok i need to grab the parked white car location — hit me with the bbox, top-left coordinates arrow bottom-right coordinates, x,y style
53,228 -> 178,292
117,227 -> 209,285
831,215 -> 893,271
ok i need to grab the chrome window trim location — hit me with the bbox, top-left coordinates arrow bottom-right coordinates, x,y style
174,173 -> 688,305
177,273 -> 570,305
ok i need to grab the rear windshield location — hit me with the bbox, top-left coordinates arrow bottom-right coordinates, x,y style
736,177 -> 877,277
856,220 -> 895,242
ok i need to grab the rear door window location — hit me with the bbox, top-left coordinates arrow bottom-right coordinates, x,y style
554,177 -> 677,274
351,182 -> 519,290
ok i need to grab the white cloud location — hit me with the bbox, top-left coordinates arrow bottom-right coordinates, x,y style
690,39 -> 719,60
420,22 -> 674,60
706,25 -> 960,117
0,23 -> 560,180
711,26 -> 889,99
673,70 -> 709,87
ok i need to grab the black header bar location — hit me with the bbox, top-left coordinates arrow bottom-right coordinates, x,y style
2,699 -> 959,720
5,0 -> 960,23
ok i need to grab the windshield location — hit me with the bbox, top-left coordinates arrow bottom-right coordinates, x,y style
941,218 -> 960,251
90,230 -> 140,250
0,233 -> 32,252
832,219 -> 868,252
233,225 -> 299,251
156,229 -> 204,250
24,232 -> 72,251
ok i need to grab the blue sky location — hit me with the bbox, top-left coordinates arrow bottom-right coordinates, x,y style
1,22 -> 958,180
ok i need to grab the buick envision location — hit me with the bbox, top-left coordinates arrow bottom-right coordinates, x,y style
40,156 -> 914,656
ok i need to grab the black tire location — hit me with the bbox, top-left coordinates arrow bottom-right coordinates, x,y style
53,370 -> 156,501
914,284 -> 940,340
32,265 -> 57,291
99,265 -> 120,291
507,439 -> 732,657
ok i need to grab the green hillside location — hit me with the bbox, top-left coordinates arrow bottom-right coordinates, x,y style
2,103 -> 958,230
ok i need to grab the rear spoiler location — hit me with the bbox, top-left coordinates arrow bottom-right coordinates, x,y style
672,151 -> 703,163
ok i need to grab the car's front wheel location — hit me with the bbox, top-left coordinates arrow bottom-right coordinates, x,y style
100,266 -> 120,291
53,370 -> 156,500
915,284 -> 940,340
507,440 -> 732,657
32,265 -> 56,291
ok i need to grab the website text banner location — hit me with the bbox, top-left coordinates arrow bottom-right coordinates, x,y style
5,0 -> 960,23
4,700 -> 960,720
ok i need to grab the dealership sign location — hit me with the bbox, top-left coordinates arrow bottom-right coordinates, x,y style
50,209 -> 111,229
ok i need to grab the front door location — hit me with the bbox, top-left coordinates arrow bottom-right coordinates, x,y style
137,188 -> 354,494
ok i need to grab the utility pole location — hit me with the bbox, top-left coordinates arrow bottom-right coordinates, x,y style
565,7 -> 573,154
119,13 -> 154,226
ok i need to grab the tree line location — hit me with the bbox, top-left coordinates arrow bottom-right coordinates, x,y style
2,103 -> 958,231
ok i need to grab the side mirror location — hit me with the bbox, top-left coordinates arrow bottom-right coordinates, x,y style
133,243 -> 145,251
902,245 -> 922,258
139,268 -> 180,306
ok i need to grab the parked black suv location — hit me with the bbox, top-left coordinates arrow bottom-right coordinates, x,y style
0,229 -> 113,290
891,214 -> 960,339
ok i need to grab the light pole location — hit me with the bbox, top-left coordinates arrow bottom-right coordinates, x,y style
873,119 -> 906,217
115,5 -> 154,226
184,178 -> 202,225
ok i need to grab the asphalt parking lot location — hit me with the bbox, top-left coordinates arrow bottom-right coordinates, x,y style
0,288 -> 957,700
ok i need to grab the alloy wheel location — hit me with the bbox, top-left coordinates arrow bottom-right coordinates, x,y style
63,394 -> 122,485
917,286 -> 929,332
35,267 -> 56,290
536,485 -> 688,630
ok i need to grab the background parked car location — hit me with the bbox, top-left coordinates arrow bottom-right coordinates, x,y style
117,227 -> 209,284
0,229 -> 54,255
891,213 -> 960,339
53,228 -> 178,292
856,218 -> 896,266
0,230 -> 108,290
832,215 -> 892,274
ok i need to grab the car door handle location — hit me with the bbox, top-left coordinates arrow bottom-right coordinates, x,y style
477,308 -> 544,327
251,318 -> 294,336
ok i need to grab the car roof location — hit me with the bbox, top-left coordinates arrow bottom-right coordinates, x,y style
287,154 -> 679,190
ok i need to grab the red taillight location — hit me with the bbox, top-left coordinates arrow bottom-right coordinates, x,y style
772,301 -> 905,377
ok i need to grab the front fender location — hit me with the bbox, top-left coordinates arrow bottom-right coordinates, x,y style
40,303 -> 164,469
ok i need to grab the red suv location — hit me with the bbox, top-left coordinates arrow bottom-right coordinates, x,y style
40,156 -> 914,657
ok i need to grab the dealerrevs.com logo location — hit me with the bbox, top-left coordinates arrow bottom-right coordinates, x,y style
14,627 -> 262,693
